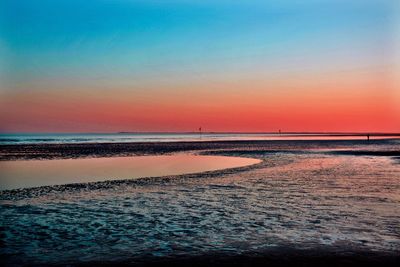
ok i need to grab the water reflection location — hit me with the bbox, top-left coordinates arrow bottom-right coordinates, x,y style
0,155 -> 261,190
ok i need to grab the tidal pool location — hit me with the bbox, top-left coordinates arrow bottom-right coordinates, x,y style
0,155 -> 260,190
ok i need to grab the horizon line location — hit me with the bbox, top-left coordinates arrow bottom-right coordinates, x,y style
1,131 -> 400,136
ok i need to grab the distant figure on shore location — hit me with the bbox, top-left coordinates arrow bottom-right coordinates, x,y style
199,127 -> 202,139
279,129 -> 281,135
367,134 -> 370,141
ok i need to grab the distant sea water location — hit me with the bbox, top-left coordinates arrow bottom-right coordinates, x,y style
1,132 -> 398,145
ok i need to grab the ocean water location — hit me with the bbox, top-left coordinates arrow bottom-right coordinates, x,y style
0,132 -> 396,145
0,140 -> 399,265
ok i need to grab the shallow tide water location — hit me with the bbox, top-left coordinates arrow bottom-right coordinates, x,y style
0,140 -> 399,266
0,155 -> 260,190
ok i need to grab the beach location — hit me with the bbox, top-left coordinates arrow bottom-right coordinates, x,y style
1,139 -> 400,266
2,0 -> 399,265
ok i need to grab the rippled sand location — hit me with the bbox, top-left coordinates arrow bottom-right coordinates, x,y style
1,140 -> 399,266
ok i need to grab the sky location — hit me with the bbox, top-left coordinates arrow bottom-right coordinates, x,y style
0,0 -> 399,133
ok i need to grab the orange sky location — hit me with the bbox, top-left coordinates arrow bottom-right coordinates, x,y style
1,0 -> 399,133
1,67 -> 399,133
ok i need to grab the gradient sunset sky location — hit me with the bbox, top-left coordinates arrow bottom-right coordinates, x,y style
0,0 -> 399,133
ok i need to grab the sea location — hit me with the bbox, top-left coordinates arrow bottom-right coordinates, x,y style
0,132 -> 397,145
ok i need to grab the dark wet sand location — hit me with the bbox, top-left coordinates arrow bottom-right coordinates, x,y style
79,251 -> 399,267
1,139 -> 400,161
1,139 -> 399,267
1,249 -> 398,267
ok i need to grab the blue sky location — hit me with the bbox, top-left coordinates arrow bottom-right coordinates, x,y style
1,0 -> 397,86
0,0 -> 399,132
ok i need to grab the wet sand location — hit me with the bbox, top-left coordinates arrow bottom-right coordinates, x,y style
1,139 -> 400,161
77,250 -> 399,267
1,139 -> 399,266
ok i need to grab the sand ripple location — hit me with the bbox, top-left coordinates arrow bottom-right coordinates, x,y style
1,141 -> 400,265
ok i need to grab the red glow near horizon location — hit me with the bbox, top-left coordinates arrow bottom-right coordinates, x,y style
1,71 -> 399,133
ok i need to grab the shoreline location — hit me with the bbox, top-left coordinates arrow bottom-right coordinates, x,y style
0,154 -> 266,198
1,138 -> 399,161
1,138 -> 399,198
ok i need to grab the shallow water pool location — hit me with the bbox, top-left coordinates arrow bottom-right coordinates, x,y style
0,155 -> 261,190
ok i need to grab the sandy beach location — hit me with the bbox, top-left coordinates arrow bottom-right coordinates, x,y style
2,0 -> 399,265
1,139 -> 399,266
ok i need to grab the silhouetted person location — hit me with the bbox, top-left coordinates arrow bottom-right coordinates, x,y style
367,134 -> 370,141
